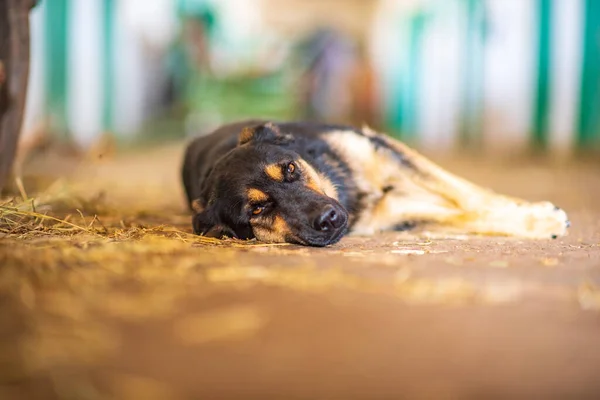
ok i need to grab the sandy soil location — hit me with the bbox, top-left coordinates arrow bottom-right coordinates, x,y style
1,143 -> 600,399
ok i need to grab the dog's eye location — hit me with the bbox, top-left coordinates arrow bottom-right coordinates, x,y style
252,205 -> 265,216
286,162 -> 296,174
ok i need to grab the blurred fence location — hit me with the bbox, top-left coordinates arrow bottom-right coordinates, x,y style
24,0 -> 178,145
22,0 -> 600,154
371,0 -> 600,153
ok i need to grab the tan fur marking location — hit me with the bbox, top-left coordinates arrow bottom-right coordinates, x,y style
247,188 -> 269,203
264,164 -> 284,182
191,199 -> 205,213
305,178 -> 322,193
297,159 -> 339,200
252,215 -> 290,243
239,127 -> 255,144
317,172 -> 339,200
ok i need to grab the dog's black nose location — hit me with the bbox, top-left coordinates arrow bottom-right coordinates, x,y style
313,204 -> 342,231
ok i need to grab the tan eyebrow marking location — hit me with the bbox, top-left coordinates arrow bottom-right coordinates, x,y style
247,188 -> 269,203
264,164 -> 284,182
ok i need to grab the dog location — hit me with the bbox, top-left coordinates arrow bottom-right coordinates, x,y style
182,121 -> 570,247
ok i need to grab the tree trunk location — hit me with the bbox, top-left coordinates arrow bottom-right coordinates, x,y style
0,0 -> 36,192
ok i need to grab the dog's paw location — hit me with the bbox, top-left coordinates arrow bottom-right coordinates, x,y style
510,201 -> 570,239
463,200 -> 570,239
538,202 -> 570,239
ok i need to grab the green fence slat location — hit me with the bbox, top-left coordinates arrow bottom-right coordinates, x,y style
532,0 -> 553,149
102,0 -> 115,132
385,22 -> 407,138
460,0 -> 486,148
577,0 -> 600,148
402,12 -> 426,140
44,0 -> 69,135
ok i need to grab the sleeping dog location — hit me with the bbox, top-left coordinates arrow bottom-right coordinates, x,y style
182,121 -> 569,247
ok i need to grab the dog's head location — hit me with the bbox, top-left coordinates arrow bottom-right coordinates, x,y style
192,122 -> 348,246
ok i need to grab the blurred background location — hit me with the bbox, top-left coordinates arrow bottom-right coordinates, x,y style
6,3 -> 600,398
19,0 -> 600,156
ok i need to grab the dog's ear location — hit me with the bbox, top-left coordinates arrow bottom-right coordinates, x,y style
238,122 -> 294,146
192,210 -> 237,239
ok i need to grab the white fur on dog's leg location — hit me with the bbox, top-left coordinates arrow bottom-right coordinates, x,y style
459,201 -> 569,239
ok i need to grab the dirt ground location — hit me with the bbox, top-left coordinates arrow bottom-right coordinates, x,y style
1,143 -> 600,399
